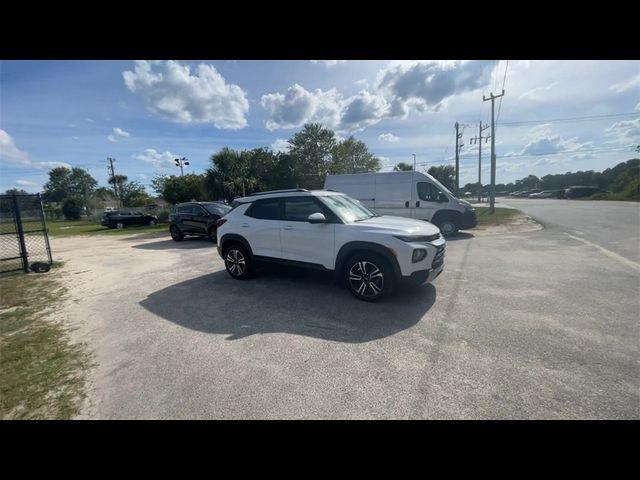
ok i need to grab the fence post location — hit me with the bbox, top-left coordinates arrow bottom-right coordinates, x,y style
13,194 -> 29,272
37,193 -> 53,265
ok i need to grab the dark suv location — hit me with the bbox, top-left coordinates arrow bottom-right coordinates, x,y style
169,201 -> 232,242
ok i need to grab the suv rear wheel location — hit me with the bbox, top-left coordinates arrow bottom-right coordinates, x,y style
170,225 -> 184,242
207,226 -> 217,243
344,254 -> 394,302
224,244 -> 252,280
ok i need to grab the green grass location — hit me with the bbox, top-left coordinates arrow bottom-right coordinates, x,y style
0,264 -> 91,419
47,220 -> 167,237
474,206 -> 522,226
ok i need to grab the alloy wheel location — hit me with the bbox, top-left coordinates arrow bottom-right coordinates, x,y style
348,261 -> 384,299
225,248 -> 246,276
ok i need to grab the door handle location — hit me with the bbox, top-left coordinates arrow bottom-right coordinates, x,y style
405,201 -> 409,208
416,201 -> 420,207
283,225 -> 293,230
240,223 -> 249,228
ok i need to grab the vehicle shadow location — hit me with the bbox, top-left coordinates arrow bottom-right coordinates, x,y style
131,237 -> 215,250
447,232 -> 474,241
139,266 -> 437,343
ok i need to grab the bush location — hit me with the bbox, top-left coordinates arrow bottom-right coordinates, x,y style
62,197 -> 82,220
156,208 -> 171,223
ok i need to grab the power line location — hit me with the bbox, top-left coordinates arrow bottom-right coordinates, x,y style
499,112 -> 639,126
495,60 -> 509,129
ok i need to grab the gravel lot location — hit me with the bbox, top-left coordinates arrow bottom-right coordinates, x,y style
51,209 -> 639,419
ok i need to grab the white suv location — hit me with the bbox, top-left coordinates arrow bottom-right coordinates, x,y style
216,189 -> 446,301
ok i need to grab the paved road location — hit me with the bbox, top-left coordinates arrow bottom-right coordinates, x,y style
502,198 -> 640,264
53,225 -> 639,419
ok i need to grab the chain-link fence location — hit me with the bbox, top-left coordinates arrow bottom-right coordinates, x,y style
0,194 -> 53,274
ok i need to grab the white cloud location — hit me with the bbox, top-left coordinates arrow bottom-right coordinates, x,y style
123,60 -> 249,129
72,136 -> 80,140
635,102 -> 640,112
506,133 -> 592,157
84,117 -> 94,123
0,129 -> 70,169
609,74 -> 640,93
133,149 -> 179,168
260,84 -> 344,130
378,133 -> 400,142
376,60 -> 497,116
310,60 -> 347,67
518,82 -> 558,100
605,118 -> 640,144
16,179 -> 36,186
108,127 -> 130,143
270,138 -> 290,153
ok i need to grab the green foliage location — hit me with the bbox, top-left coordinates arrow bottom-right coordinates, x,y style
155,174 -> 205,205
427,165 -> 456,191
3,188 -> 30,195
119,180 -> 151,207
62,197 -> 83,220
43,167 -> 97,206
394,162 -> 414,171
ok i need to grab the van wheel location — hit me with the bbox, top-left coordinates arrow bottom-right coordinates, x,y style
344,254 -> 394,302
438,220 -> 458,236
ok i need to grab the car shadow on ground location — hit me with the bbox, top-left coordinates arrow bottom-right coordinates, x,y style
139,265 -> 437,343
131,237 -> 216,250
447,232 -> 474,241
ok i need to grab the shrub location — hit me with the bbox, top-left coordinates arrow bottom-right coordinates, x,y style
62,197 -> 82,220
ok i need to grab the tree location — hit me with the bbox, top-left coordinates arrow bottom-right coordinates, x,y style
108,174 -> 128,201
3,188 -> 29,195
42,167 -> 97,208
62,197 -> 83,220
119,181 -> 152,207
154,174 -> 205,204
427,165 -> 456,191
330,136 -> 381,174
288,123 -> 338,188
393,162 -> 414,171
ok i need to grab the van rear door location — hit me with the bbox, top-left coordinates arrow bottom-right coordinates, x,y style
325,174 -> 375,209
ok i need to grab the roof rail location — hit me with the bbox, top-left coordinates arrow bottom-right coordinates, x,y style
249,189 -> 309,196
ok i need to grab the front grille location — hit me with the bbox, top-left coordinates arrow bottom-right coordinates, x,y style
432,246 -> 445,268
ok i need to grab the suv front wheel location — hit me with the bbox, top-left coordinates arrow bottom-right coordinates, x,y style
224,244 -> 252,280
344,254 -> 394,302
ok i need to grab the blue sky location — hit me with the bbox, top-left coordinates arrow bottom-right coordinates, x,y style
1,60 -> 638,194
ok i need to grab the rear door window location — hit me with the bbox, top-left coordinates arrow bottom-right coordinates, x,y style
246,198 -> 281,220
178,205 -> 192,214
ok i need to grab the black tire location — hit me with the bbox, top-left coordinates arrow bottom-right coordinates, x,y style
344,253 -> 394,302
30,262 -> 50,273
207,226 -> 217,243
438,219 -> 458,237
223,243 -> 252,280
148,219 -> 157,226
170,225 -> 184,242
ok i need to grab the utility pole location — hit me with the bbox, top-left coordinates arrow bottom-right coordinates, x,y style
454,123 -> 464,196
470,122 -> 490,203
174,157 -> 190,176
483,89 -> 505,214
107,157 -> 119,209
412,154 -> 416,171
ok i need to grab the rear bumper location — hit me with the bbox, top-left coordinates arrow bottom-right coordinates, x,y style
459,210 -> 477,229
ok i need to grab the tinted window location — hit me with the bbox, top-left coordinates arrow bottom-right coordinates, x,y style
191,206 -> 207,216
178,205 -> 192,214
283,197 -> 324,222
247,199 -> 280,220
204,203 -> 232,216
417,182 -> 439,202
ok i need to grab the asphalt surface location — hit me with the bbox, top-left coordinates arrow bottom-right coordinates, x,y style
503,198 -> 640,264
53,205 -> 639,419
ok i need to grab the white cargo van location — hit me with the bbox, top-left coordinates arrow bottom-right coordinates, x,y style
324,171 -> 476,235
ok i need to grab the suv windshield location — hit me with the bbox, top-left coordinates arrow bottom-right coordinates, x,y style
319,194 -> 376,222
204,203 -> 232,215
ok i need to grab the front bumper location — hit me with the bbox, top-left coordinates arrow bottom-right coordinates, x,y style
459,209 -> 477,229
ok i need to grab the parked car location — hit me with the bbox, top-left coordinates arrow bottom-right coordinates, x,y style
529,190 -> 555,198
169,201 -> 232,242
564,186 -> 603,199
324,171 -> 476,236
217,189 -> 446,302
101,211 -> 158,229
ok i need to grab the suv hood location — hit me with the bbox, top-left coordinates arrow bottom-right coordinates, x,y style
350,215 -> 440,235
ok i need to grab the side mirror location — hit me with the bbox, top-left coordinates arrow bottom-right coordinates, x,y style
308,212 -> 326,224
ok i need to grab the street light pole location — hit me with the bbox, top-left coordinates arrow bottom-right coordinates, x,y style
174,157 -> 190,176
412,154 -> 416,171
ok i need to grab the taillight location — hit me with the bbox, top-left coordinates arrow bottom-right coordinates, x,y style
216,218 -> 227,227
